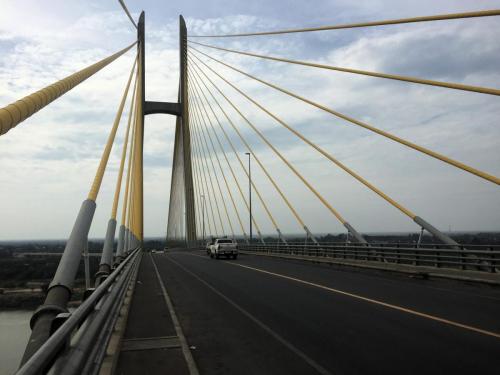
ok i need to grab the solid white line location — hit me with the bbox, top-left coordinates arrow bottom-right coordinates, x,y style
165,254 -> 334,375
150,254 -> 200,375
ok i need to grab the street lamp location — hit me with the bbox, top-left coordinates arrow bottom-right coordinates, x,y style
201,194 -> 206,242
245,152 -> 253,243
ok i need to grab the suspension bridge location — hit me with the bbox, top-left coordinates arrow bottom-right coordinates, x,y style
2,3 -> 500,374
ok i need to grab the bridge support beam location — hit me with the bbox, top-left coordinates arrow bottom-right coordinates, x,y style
144,100 -> 181,116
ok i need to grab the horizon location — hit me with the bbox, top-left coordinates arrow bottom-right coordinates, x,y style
1,230 -> 499,244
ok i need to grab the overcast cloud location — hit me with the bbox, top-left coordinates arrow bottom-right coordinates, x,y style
0,0 -> 499,240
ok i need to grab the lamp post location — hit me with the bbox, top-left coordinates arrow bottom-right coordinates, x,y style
201,194 -> 206,242
245,152 -> 253,243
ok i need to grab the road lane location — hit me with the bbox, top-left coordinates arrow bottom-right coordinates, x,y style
221,252 -> 500,332
154,250 -> 500,374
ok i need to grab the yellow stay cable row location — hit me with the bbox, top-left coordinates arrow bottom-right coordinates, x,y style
189,115 -> 219,238
190,9 -> 500,37
121,106 -> 137,228
191,95 -> 236,238
192,153 -> 204,239
88,56 -> 137,201
188,102 -> 226,236
112,72 -> 139,220
189,46 -> 499,185
126,70 -> 140,243
190,83 -> 248,239
189,41 -> 500,98
189,51 -> 418,220
188,64 -> 283,235
131,51 -> 145,241
189,73 -> 265,238
191,97 -> 236,238
189,52 -> 353,226
189,58 -> 311,233
188,118 -> 216,237
126,120 -> 136,244
186,89 -> 212,238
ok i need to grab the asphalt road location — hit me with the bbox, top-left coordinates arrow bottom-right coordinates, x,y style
153,250 -> 500,375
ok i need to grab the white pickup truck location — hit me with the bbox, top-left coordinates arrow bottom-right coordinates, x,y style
209,238 -> 238,259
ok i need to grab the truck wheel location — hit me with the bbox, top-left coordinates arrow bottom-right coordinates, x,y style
233,255 -> 238,260
215,253 -> 220,259
210,253 -> 214,258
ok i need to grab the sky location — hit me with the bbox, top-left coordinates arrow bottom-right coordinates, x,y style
0,0 -> 499,240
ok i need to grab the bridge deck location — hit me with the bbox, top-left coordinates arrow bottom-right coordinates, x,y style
124,249 -> 500,375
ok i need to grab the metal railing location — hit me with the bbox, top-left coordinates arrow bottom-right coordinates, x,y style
16,248 -> 141,375
237,242 -> 500,273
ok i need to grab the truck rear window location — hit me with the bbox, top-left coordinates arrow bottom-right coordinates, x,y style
217,239 -> 233,244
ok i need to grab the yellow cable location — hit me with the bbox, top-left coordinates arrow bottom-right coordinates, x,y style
190,46 -> 500,185
112,72 -> 138,219
0,42 -> 136,136
131,53 -> 144,241
190,84 -> 248,238
126,141 -> 136,242
187,110 -> 215,237
190,123 -> 216,237
191,100 -> 237,238
189,74 -> 264,236
190,104 -> 224,237
193,97 -> 234,238
189,52 -> 418,219
189,42 -> 500,97
192,151 -> 204,239
88,56 -> 137,201
188,65 -> 282,232
120,76 -> 139,226
190,9 -> 500,37
189,59 -> 308,230
189,53 -> 352,224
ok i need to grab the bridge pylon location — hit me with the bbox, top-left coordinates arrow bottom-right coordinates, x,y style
179,15 -> 197,245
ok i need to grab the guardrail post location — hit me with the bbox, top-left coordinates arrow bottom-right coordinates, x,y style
489,246 -> 495,273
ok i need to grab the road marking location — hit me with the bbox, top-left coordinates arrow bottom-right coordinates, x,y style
165,254 -> 333,375
194,259 -> 499,340
150,254 -> 200,375
185,252 -> 500,339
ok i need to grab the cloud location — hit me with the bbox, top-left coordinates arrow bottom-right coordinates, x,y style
0,0 -> 499,241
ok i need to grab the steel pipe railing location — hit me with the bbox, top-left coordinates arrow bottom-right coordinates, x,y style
16,248 -> 141,375
237,242 -> 500,273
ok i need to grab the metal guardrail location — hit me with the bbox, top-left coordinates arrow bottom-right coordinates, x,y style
16,248 -> 141,375
237,242 -> 500,273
